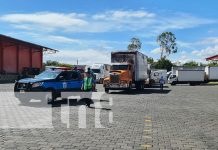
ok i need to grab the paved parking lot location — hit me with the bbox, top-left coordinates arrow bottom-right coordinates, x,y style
0,83 -> 218,150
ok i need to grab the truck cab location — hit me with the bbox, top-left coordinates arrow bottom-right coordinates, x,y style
168,74 -> 177,85
103,51 -> 148,93
91,63 -> 110,84
103,63 -> 133,93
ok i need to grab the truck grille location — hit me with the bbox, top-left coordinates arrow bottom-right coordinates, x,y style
110,74 -> 119,83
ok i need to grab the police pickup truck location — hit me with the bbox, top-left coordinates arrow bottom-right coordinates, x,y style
14,69 -> 83,104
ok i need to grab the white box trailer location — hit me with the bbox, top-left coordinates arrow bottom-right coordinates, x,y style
177,70 -> 205,82
168,70 -> 205,85
205,66 -> 218,81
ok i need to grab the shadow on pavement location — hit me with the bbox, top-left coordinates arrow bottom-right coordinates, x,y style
15,92 -> 111,111
200,83 -> 218,86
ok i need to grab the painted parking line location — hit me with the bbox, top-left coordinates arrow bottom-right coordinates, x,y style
143,136 -> 152,139
141,144 -> 152,148
145,119 -> 151,122
145,124 -> 152,126
142,116 -> 153,149
144,129 -> 152,132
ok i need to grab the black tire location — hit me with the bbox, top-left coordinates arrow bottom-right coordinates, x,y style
189,83 -> 196,86
14,82 -> 19,92
140,82 -> 144,90
99,78 -> 102,84
135,82 -> 140,90
136,81 -> 144,90
127,83 -> 132,92
171,82 -> 176,86
105,88 -> 109,93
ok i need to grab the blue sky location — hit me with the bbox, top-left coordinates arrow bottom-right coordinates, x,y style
1,0 -> 218,65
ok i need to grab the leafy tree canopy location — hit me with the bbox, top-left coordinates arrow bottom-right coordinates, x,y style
154,58 -> 173,71
43,60 -> 73,68
128,37 -> 142,51
157,32 -> 178,59
183,61 -> 199,67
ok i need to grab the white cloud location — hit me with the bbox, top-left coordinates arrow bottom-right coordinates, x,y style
151,47 -> 161,54
198,37 -> 218,45
44,49 -> 111,65
153,13 -> 217,33
0,12 -> 88,32
45,35 -> 81,44
192,45 -> 218,58
93,10 -> 155,20
1,10 -> 215,34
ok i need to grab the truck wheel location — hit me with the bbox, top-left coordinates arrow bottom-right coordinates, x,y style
140,82 -> 144,90
105,88 -> 109,93
189,83 -> 196,86
128,83 -> 132,92
136,82 -> 143,90
100,78 -> 103,84
135,82 -> 140,90
171,82 -> 176,86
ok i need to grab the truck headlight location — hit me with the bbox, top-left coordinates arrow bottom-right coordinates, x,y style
32,82 -> 43,88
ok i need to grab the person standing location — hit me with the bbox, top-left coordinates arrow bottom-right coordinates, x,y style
87,67 -> 96,91
81,71 -> 94,107
159,76 -> 165,91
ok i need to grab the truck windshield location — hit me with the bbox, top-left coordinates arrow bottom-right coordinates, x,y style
92,69 -> 100,73
111,65 -> 128,70
35,71 -> 60,79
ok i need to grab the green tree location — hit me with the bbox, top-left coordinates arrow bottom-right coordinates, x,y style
127,37 -> 142,51
157,32 -> 178,59
183,61 -> 199,67
44,60 -> 60,66
43,60 -> 73,68
155,58 -> 173,71
147,57 -> 154,64
208,61 -> 218,67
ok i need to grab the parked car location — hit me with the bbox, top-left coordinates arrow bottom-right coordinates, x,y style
14,70 -> 83,103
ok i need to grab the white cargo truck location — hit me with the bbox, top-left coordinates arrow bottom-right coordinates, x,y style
168,66 -> 218,85
91,63 -> 110,84
205,66 -> 218,81
168,70 -> 205,85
